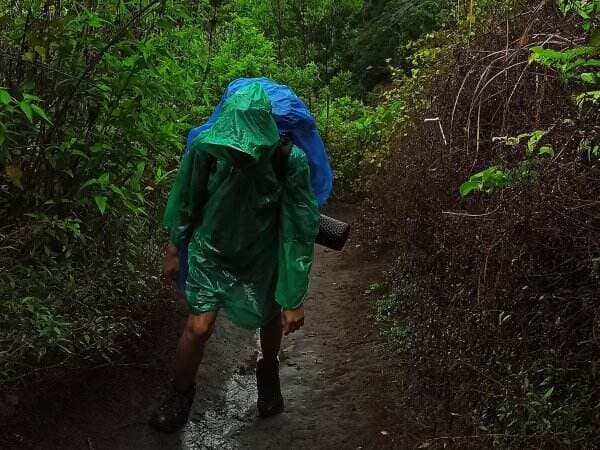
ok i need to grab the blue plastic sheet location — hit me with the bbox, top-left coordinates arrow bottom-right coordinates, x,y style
176,78 -> 332,292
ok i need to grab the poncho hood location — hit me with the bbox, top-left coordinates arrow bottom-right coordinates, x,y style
190,83 -> 280,163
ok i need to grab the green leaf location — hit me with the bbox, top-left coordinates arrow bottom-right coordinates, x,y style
85,11 -> 108,28
136,161 -> 146,177
30,104 -> 52,124
98,173 -> 110,187
583,21 -> 591,33
90,143 -> 105,154
22,94 -> 41,102
80,178 -> 98,190
459,180 -> 481,197
527,131 -> 546,153
543,386 -> 554,400
109,184 -> 125,198
575,89 -> 600,107
94,195 -> 108,215
71,149 -> 90,160
22,51 -> 35,63
514,133 -> 533,146
19,101 -> 33,122
33,45 -> 46,61
538,146 -> 555,158
581,72 -> 598,84
0,89 -> 11,105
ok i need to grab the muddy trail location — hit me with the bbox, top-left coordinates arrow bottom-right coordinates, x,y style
4,204 -> 408,449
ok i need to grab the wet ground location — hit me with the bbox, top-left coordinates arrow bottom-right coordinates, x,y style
4,204 -> 408,449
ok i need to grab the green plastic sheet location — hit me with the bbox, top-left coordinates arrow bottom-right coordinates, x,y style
163,83 -> 320,329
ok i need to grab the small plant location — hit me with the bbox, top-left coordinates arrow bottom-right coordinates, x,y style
579,136 -> 600,160
365,282 -> 386,295
556,0 -> 600,31
530,46 -> 600,84
368,272 -> 418,353
460,166 -> 511,197
575,89 -> 600,107
21,296 -> 72,361
460,131 -> 555,197
374,293 -> 412,351
498,130 -> 555,157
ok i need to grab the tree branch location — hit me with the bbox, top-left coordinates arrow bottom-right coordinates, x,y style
43,0 -> 161,144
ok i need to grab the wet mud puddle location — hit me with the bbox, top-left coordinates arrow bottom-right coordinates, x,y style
181,352 -> 259,450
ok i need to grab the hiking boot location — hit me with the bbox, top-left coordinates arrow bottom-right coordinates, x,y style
256,358 -> 284,418
149,383 -> 196,433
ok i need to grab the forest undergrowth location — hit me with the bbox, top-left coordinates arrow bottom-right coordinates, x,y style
362,0 -> 600,447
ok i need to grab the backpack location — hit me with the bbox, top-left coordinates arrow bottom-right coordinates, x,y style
185,78 -> 332,206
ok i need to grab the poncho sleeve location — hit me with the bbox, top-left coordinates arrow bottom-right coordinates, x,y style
162,146 -> 211,245
275,147 -> 320,309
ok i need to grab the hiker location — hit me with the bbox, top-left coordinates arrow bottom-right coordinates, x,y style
149,82 -> 321,432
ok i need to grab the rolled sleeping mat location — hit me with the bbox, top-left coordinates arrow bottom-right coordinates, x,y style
315,214 -> 350,251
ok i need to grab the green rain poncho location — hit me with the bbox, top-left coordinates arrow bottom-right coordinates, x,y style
163,83 -> 320,329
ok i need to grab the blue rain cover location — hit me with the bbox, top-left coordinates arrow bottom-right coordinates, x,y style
176,77 -> 333,292
184,77 -> 332,205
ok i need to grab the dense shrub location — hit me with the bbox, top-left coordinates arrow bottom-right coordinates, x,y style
365,1 -> 600,447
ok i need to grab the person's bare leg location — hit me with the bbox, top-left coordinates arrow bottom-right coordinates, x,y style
174,311 -> 219,392
259,312 -> 282,363
150,311 -> 218,432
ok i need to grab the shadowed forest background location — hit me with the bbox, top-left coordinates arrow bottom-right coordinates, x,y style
1,0 -> 599,448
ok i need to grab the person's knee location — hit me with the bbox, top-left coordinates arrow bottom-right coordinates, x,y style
184,313 -> 216,342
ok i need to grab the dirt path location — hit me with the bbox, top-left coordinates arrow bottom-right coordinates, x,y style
5,204 -> 407,449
